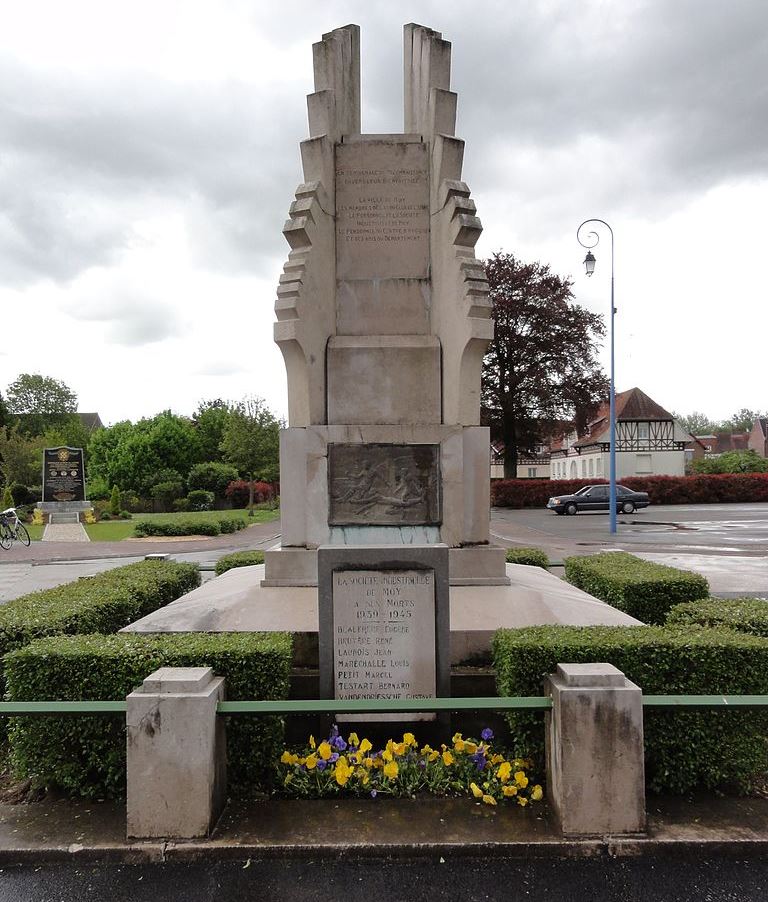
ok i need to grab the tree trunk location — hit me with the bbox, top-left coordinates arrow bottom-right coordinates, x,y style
502,408 -> 518,479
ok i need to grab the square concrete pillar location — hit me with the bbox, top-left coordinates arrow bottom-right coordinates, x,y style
545,663 -> 646,836
126,667 -> 226,839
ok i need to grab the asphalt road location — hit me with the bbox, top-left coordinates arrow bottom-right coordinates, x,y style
492,503 -> 768,555
1,855 -> 766,901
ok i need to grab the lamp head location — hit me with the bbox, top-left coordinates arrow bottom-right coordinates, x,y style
583,250 -> 596,277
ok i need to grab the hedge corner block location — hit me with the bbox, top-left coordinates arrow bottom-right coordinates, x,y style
545,662 -> 646,837
126,666 -> 226,840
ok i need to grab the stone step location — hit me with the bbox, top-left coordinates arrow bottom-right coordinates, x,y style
49,513 -> 80,524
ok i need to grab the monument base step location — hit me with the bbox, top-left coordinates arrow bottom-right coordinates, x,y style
123,562 -> 640,666
262,544 -> 510,587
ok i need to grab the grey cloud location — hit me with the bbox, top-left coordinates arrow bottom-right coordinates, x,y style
66,293 -> 186,347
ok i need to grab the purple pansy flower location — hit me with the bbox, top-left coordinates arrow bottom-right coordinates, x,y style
316,759 -> 327,771
370,790 -> 377,798
481,728 -> 494,741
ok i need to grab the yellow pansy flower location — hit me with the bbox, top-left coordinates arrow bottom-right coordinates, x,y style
382,749 -> 393,763
318,741 -> 332,761
454,738 -> 465,753
280,751 -> 297,765
531,785 -> 543,802
496,762 -> 512,783
470,782 -> 483,799
361,773 -> 370,786
502,785 -> 518,797
309,735 -> 316,749
428,750 -> 439,762
394,742 -> 406,757
335,766 -> 350,787
359,738 -> 372,755
491,754 -> 504,765
383,761 -> 399,779
442,750 -> 454,766
514,771 -> 529,789
403,732 -> 416,747
306,754 -> 318,770
348,732 -> 360,747
518,796 -> 528,807
482,794 -> 497,806
452,732 -> 463,743
464,742 -> 478,755
364,757 -> 375,769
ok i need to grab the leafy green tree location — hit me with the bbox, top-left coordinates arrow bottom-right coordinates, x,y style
220,397 -> 281,513
0,426 -> 40,487
722,408 -> 766,433
692,450 -> 768,474
481,252 -> 609,477
110,485 -> 121,516
1,485 -> 13,510
673,410 -> 717,436
0,392 -> 10,431
193,400 -> 232,463
5,373 -> 78,436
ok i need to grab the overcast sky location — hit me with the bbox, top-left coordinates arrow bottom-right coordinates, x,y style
1,0 -> 766,426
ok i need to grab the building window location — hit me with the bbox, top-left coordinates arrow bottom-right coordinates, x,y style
588,458 -> 594,476
528,467 -> 536,478
596,457 -> 603,476
636,454 -> 652,474
637,422 -> 649,440
581,459 -> 586,477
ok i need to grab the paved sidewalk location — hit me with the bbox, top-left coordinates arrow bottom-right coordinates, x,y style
0,794 -> 765,865
41,523 -> 90,542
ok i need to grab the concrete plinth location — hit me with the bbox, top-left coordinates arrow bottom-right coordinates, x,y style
545,663 -> 646,836
126,667 -> 226,839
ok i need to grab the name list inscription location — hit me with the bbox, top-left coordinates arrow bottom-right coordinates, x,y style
333,568 -> 436,721
336,141 -> 429,280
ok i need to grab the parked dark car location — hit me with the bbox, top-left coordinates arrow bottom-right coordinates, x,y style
546,484 -> 650,515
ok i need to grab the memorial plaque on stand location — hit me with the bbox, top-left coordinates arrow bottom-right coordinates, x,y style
42,447 -> 86,503
318,545 -> 449,722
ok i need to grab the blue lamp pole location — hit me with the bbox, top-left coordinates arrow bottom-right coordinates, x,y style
577,219 -> 617,535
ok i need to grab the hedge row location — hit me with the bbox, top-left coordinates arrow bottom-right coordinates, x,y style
133,517 -> 247,537
0,560 -> 200,685
5,632 -> 293,799
564,552 -> 709,624
668,598 -> 768,637
493,625 -> 768,794
491,473 -> 768,508
215,550 -> 266,576
505,547 -> 550,569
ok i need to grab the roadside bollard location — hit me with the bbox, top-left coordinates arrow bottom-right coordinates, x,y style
126,667 -> 226,839
545,663 -> 646,836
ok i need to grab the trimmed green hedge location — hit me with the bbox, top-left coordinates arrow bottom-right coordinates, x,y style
133,517 -> 247,537
215,550 -> 266,576
667,598 -> 768,637
0,560 -> 200,678
493,625 -> 768,794
564,552 -> 709,624
505,547 -> 550,569
5,631 -> 292,799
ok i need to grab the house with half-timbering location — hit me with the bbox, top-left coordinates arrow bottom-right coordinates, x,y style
549,387 -> 692,481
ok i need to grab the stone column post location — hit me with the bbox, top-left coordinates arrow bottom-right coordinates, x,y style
545,663 -> 645,836
126,667 -> 226,839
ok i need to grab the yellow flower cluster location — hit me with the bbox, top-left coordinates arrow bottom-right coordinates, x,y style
277,727 -> 544,807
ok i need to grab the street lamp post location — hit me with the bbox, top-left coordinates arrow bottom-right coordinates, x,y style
577,219 -> 617,535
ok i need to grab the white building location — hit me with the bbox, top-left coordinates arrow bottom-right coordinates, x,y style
549,387 -> 691,481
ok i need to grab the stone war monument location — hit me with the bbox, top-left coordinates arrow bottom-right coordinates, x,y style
125,23 -> 640,721
269,22 -> 501,720
38,445 -> 93,523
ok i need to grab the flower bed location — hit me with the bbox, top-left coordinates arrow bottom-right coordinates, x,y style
278,725 -> 543,807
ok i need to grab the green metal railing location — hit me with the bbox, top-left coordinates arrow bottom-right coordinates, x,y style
0,695 -> 767,716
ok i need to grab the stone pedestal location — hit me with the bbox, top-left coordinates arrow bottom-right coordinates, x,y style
126,667 -> 226,839
37,501 -> 93,524
545,663 -> 646,836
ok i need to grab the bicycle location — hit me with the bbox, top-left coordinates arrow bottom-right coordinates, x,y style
0,507 -> 31,549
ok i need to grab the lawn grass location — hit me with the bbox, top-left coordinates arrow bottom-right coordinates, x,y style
82,508 -> 279,542
25,524 -> 45,542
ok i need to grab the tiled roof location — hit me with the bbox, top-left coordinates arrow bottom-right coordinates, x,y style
572,387 -> 677,448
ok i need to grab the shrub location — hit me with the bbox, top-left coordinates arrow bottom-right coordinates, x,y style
225,479 -> 276,508
132,516 -> 247,538
0,560 -> 200,690
492,624 -> 768,794
150,480 -> 184,511
187,489 -> 215,511
100,512 -> 112,521
188,462 -> 240,498
1,485 -> 12,509
667,598 -> 768,637
215,550 -> 266,576
564,551 -> 709,624
172,497 -> 190,512
118,510 -> 132,520
505,547 -> 549,569
109,485 -> 121,517
491,473 -> 768,508
5,631 -> 292,799
9,483 -> 29,506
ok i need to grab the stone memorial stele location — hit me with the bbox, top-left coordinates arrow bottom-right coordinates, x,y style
38,445 -> 93,524
266,23 -> 508,718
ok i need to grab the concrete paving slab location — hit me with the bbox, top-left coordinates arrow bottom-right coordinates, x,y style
636,553 -> 768,598
42,523 -> 90,542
